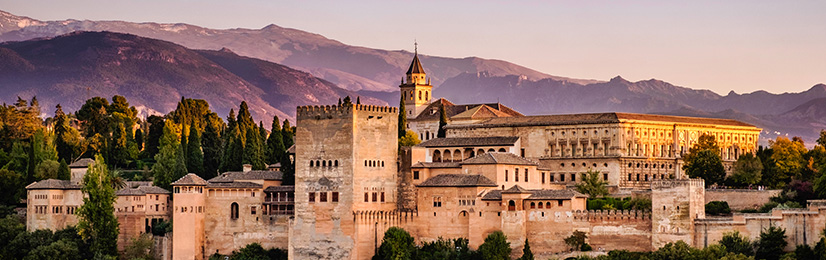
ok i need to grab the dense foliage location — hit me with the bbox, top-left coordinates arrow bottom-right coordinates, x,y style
575,169 -> 609,198
586,197 -> 652,211
705,201 -> 732,216
208,243 -> 287,260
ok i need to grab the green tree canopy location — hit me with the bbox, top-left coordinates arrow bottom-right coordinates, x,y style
729,153 -> 763,186
398,97 -> 407,139
437,103 -> 448,138
376,226 -> 416,260
152,121 -> 187,190
53,104 -> 82,163
399,130 -> 421,147
266,116 -> 285,165
478,231 -> 511,260
768,136 -> 807,185
719,231 -> 754,256
517,239 -> 534,260
684,149 -> 726,186
576,169 -> 609,198
201,120 -> 222,179
755,226 -> 787,260
77,155 -> 119,258
187,121 -> 205,176
143,115 -> 165,159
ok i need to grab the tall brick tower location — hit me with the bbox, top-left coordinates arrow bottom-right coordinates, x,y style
650,179 -> 705,249
171,174 -> 207,260
290,104 -> 399,260
399,43 -> 432,118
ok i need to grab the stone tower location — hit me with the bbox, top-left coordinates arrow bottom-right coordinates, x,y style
650,179 -> 705,249
399,45 -> 432,118
291,104 -> 399,260
171,174 -> 207,260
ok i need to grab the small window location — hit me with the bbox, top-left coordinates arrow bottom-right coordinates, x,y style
558,200 -> 563,207
542,173 -> 545,184
525,170 -> 529,182
334,160 -> 339,167
332,192 -> 339,202
413,171 -> 420,180
364,193 -> 369,202
603,174 -> 608,181
372,192 -> 377,202
320,192 -> 328,202
571,174 -> 576,182
530,202 -> 536,209
380,192 -> 386,202
309,192 -> 316,203
505,170 -> 509,181
515,168 -> 519,182
231,203 -> 239,220
550,174 -> 555,182
251,206 -> 257,215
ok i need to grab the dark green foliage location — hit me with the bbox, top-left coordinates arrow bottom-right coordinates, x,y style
53,104 -> 81,163
152,121 -> 187,190
580,243 -> 592,251
755,226 -> 787,260
209,243 -> 287,260
281,119 -> 294,151
376,227 -> 416,260
794,244 -> 816,260
279,151 -> 294,185
728,153 -> 763,186
76,97 -> 111,138
705,201 -> 732,216
202,121 -> 222,179
144,115 -> 165,159
517,239 -> 534,260
0,220 -> 92,260
417,238 -> 476,260
243,126 -> 266,170
221,128 -> 244,172
575,169 -> 608,198
121,233 -> 154,260
587,197 -> 651,211
398,97 -> 407,139
478,231 -> 511,260
187,122 -> 204,176
109,122 -> 129,168
650,241 -> 693,260
719,231 -> 753,256
343,96 -> 352,105
135,128 -> 144,151
684,149 -> 726,186
77,155 -> 119,258
266,116 -> 285,165
437,103 -> 448,138
0,169 -> 23,205
564,230 -> 587,251
151,220 -> 172,236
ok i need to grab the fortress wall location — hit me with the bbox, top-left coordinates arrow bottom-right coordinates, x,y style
704,189 -> 781,210
524,209 -> 652,256
695,204 -> 826,251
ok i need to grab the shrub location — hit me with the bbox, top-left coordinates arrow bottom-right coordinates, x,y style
705,201 -> 732,216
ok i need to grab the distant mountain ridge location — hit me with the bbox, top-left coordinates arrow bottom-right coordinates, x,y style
0,31 -> 385,125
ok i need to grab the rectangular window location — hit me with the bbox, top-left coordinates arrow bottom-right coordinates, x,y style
525,170 -> 529,182
571,174 -> 576,182
372,192 -> 377,202
515,168 -> 519,182
332,192 -> 339,202
542,172 -> 545,184
364,193 -> 369,202
251,206 -> 257,215
550,174 -> 555,182
380,192 -> 385,202
603,174 -> 608,181
413,171 -> 420,180
320,192 -> 328,202
594,144 -> 598,156
560,174 -> 565,182
558,200 -> 564,207
309,192 -> 316,203
505,170 -> 508,181
433,197 -> 442,207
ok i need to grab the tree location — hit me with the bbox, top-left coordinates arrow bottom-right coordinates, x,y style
54,104 -> 81,162
818,130 -> 826,148
398,130 -> 421,147
266,116 -> 285,165
34,160 -> 60,180
755,226 -> 787,260
109,122 -> 129,168
221,129 -> 244,172
768,136 -> 807,186
280,150 -> 294,185
121,234 -> 155,260
517,239 -> 534,260
152,121 -> 187,190
281,119 -> 294,151
684,149 -> 726,186
76,97 -> 110,138
375,227 -> 416,260
343,96 -> 352,106
0,97 -> 42,150
201,121 -> 222,179
705,201 -> 732,216
437,103 -> 448,138
77,155 -> 119,258
243,127 -> 266,170
398,98 -> 407,140
57,159 -> 70,180
0,169 -> 23,205
729,153 -> 763,186
187,122 -> 204,176
650,241 -> 693,260
564,230 -> 587,252
144,115 -> 165,159
575,169 -> 608,198
134,128 -> 144,151
478,231 -> 511,260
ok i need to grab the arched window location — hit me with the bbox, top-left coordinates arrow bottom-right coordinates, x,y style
433,150 -> 442,162
498,148 -> 506,152
328,160 -> 332,167
477,149 -> 485,155
322,161 -> 326,167
487,148 -> 495,153
508,200 -> 516,211
381,161 -> 385,167
410,90 -> 414,100
310,161 -> 314,167
546,202 -> 551,208
334,160 -> 339,167
454,149 -> 461,161
418,91 -> 422,100
538,202 -> 544,209
231,202 -> 239,220
444,150 -> 452,162
425,91 -> 429,100
530,202 -> 536,209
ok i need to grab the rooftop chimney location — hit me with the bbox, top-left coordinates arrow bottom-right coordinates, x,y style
242,164 -> 252,172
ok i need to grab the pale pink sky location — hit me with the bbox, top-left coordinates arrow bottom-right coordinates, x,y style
4,0 -> 825,95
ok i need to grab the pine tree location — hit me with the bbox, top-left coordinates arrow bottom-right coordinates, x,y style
57,159 -> 70,180
221,129 -> 244,172
280,154 -> 294,185
437,103 -> 448,138
186,121 -> 204,176
266,116 -> 286,165
518,239 -> 534,260
152,121 -> 187,190
77,155 -> 119,258
356,96 -> 361,104
135,128 -> 144,151
54,104 -> 79,162
144,115 -> 165,159
243,126 -> 266,170
110,122 -> 128,168
201,119 -> 222,179
398,97 -> 407,139
282,119 -> 294,150
343,96 -> 352,105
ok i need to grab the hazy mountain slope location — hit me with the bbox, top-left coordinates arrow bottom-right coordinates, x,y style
0,10 -> 597,92
0,31 -> 383,124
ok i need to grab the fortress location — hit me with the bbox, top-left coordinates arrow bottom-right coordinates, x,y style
24,52 -> 826,260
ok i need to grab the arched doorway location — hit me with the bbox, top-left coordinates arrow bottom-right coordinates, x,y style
508,200 -> 516,211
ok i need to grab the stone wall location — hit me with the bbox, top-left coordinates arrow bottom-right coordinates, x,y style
705,189 -> 781,210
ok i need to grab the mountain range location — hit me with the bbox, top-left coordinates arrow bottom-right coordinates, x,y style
1,10 -> 824,144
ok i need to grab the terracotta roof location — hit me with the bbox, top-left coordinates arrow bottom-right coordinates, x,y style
502,185 -> 530,193
410,98 -> 523,122
482,188 -> 588,200
461,152 -> 537,166
264,186 -> 295,192
26,179 -> 80,190
116,185 -> 171,196
417,174 -> 497,187
69,158 -> 95,168
406,54 -> 425,74
208,170 -> 283,183
206,181 -> 262,188
171,173 -> 208,186
416,137 -> 519,148
411,162 -> 462,168
447,112 -> 756,129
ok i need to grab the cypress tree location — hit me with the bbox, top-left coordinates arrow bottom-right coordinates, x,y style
266,116 -> 285,165
398,97 -> 407,139
282,119 -> 294,150
144,115 -> 165,159
243,127 -> 266,170
280,151 -> 294,185
437,103 -> 448,138
186,121 -> 204,176
110,122 -> 128,168
152,121 -> 187,190
54,104 -> 75,162
134,128 -> 144,151
356,96 -> 361,104
201,120 -> 222,179
223,129 -> 244,172
57,159 -> 70,180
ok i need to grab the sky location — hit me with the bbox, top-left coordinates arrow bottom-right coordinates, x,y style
3,0 -> 825,95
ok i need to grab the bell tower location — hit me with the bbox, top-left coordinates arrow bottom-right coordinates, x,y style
399,42 -> 433,118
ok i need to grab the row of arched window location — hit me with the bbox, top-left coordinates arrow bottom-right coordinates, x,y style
310,160 -> 339,167
403,90 -> 429,101
364,160 -> 385,167
432,148 -> 507,162
529,200 -> 564,209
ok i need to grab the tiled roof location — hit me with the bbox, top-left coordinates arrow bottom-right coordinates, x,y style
208,170 -> 283,183
502,185 -> 530,193
461,152 -> 537,166
417,174 -> 497,187
69,158 -> 95,168
206,181 -> 262,188
264,186 -> 295,192
26,179 -> 80,190
268,163 -> 281,169
447,112 -> 756,129
410,98 -> 523,122
406,54 -> 425,74
411,162 -> 462,168
416,137 -> 519,148
482,188 -> 588,200
171,173 -> 208,186
115,185 -> 170,196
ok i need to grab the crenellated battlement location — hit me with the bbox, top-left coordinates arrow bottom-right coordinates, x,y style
296,104 -> 398,119
650,179 -> 704,190
571,209 -> 651,221
352,209 -> 417,224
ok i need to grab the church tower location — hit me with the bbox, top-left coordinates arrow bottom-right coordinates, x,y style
399,43 -> 433,118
